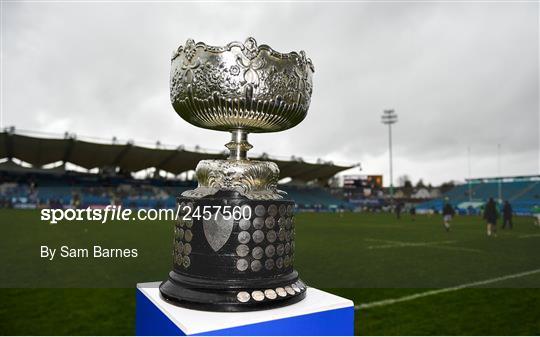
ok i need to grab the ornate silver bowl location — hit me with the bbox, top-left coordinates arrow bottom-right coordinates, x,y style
170,37 -> 314,133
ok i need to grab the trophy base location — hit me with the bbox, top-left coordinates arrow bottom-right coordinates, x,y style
159,273 -> 307,312
160,190 -> 306,312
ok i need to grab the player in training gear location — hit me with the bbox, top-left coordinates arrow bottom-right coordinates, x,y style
484,198 -> 498,237
442,201 -> 455,232
502,200 -> 513,230
409,206 -> 416,221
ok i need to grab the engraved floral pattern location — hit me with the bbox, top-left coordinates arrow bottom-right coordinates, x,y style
183,39 -> 197,62
170,37 -> 314,133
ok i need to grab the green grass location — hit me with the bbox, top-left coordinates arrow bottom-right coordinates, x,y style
1,210 -> 539,335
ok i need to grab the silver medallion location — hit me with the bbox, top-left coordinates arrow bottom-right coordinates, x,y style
253,217 -> 264,229
255,205 -> 266,217
265,216 -> 275,229
237,291 -> 250,303
252,290 -> 264,302
175,227 -> 184,240
174,254 -> 183,266
284,255 -> 290,267
251,246 -> 264,260
265,244 -> 275,258
241,205 -> 251,218
237,231 -> 251,244
278,228 -> 286,241
276,257 -> 283,269
178,202 -> 186,213
276,287 -> 287,297
264,289 -> 277,300
287,205 -> 293,216
265,259 -> 274,270
174,241 -> 183,254
236,258 -> 248,271
268,204 -> 278,217
279,204 -> 286,216
184,229 -> 193,242
252,230 -> 264,244
266,230 -> 277,243
182,255 -> 191,268
236,244 -> 250,257
239,218 -> 251,231
251,259 -> 262,272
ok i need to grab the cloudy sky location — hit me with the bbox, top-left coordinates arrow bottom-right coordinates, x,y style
2,1 -> 538,186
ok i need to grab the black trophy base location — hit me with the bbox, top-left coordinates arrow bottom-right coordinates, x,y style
159,273 -> 307,312
160,191 -> 306,312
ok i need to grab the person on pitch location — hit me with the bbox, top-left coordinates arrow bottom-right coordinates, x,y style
533,206 -> 540,227
395,202 -> 403,219
502,200 -> 513,230
409,205 -> 416,221
442,200 -> 455,232
484,197 -> 499,237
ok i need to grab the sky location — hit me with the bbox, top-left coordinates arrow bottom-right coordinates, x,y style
1,1 -> 539,187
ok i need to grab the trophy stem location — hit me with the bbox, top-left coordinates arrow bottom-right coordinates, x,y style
225,129 -> 253,160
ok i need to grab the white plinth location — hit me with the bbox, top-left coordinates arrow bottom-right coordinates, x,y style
136,282 -> 354,335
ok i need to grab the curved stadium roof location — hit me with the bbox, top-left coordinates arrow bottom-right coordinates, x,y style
0,131 -> 353,182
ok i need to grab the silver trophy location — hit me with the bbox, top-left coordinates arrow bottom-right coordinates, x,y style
160,37 -> 314,311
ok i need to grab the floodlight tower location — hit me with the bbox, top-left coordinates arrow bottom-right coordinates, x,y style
497,143 -> 502,202
468,146 -> 472,202
381,109 -> 398,199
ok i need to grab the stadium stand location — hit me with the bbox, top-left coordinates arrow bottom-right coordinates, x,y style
0,129 -> 353,211
417,176 -> 540,215
0,171 -> 349,211
284,185 -> 350,210
0,130 -> 350,182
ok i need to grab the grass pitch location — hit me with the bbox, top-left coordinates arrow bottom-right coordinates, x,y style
1,210 -> 539,335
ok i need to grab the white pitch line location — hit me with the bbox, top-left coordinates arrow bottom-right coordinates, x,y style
366,240 -> 456,249
366,243 -> 482,253
519,233 -> 540,238
364,238 -> 456,246
364,238 -> 410,243
354,268 -> 540,310
364,238 -> 482,253
420,245 -> 483,253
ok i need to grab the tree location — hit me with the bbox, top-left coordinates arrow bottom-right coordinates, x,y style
403,180 -> 414,196
398,174 -> 411,187
416,179 -> 426,189
440,181 -> 456,194
398,174 -> 413,196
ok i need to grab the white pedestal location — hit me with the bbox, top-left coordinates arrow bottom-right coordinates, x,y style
136,282 -> 354,335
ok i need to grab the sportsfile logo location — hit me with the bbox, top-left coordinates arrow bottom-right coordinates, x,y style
40,205 -> 251,224
40,205 -> 178,224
